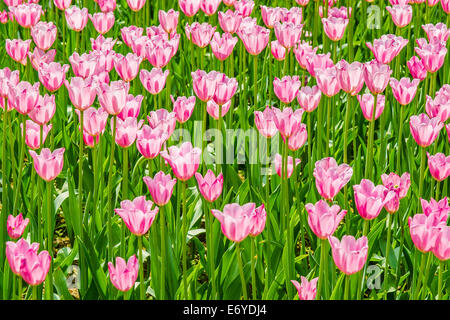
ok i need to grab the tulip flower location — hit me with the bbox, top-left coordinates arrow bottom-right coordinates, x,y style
271,106 -> 304,139
200,0 -> 221,16
29,147 -> 65,182
6,239 -> 40,275
158,9 -> 179,33
98,0 -> 116,12
315,67 -> 341,97
386,5 -> 412,27
211,203 -> 255,242
19,248 -> 51,286
31,21 -> 57,51
186,22 -> 216,48
143,171 -> 176,206
8,81 -> 40,115
274,153 -> 301,179
415,40 -> 447,73
239,24 -> 270,56
65,6 -> 89,31
422,23 -> 450,43
147,109 -> 177,139
336,60 -> 364,96
305,53 -> 334,77
140,68 -> 170,95
297,86 -> 321,112
305,200 -> 347,239
329,235 -> 368,275
195,170 -> 223,203
114,117 -> 143,148
313,157 -> 353,201
294,42 -> 318,69
322,17 -> 348,41
7,213 -> 29,239
381,172 -> 411,213
363,60 -> 392,94
357,94 -> 385,121
0,67 -> 20,99
427,152 -> 450,182
54,0 -> 72,10
114,196 -> 159,236
291,277 -> 318,300
260,6 -> 282,29
353,179 -> 395,220
254,107 -> 278,138
433,227 -> 450,261
206,100 -> 232,120
271,40 -> 289,61
21,119 -> 51,150
97,80 -> 130,115
172,95 -> 195,124
127,0 -> 146,11
409,212 -> 446,253
179,0 -> 201,17
389,77 -> 420,105
38,62 -> 69,92
191,70 -> 220,102
234,0 -> 254,17
121,25 -> 144,47
248,204 -> 266,237
136,125 -> 166,159
118,94 -> 143,121
160,142 -> 202,181
113,53 -> 143,82
421,198 -> 450,223
89,11 -> 115,35
65,77 -> 97,111
407,56 -> 427,81
288,123 -> 307,151
210,32 -> 238,61
108,255 -> 139,292
213,73 -> 238,106
409,114 -> 443,147
366,34 -> 408,64
273,76 -> 301,104
425,94 -> 450,123
68,52 -> 98,78
9,3 -> 42,28
6,39 -> 31,65
218,9 -> 242,34
274,22 -> 303,49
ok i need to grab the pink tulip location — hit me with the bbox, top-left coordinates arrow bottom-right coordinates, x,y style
223,0 -> 236,6
9,3 -> 42,28
28,48 -> 56,71
353,179 -> 395,220
442,0 -> 450,13
409,113 -> 443,147
21,119 -> 51,150
322,17 -> 348,41
82,130 -> 100,148
0,11 -> 7,24
274,22 -> 303,49
7,213 -> 29,239
160,142 -> 202,181
179,0 -> 201,17
114,117 -> 143,148
127,0 -> 146,11
98,0 -> 116,12
326,6 -> 351,19
409,212 -> 446,253
38,62 -> 69,92
29,147 -> 65,182
271,40 -> 289,61
313,157 -> 353,201
8,81 -> 40,115
381,172 -> 411,213
65,77 -> 97,111
433,227 -> 450,261
260,6 -> 282,29
254,107 -> 278,138
427,152 -> 450,182
68,52 -> 98,78
422,23 -> 450,43
274,153 -> 301,178
136,125 -> 166,159
19,248 -> 51,286
234,0 -> 254,17
200,0 -> 221,16
315,67 -> 341,97
6,39 -> 31,65
147,109 -> 177,138
28,94 -> 56,125
273,76 -> 301,104
140,68 -> 169,95
336,60 -> 364,96
425,94 -> 450,123
239,24 -> 270,55
186,22 -> 216,48
421,197 -> 449,223
113,53 -> 142,82
271,106 -> 304,139
54,0 -> 72,10
329,235 -> 368,275
415,40 -> 447,73
97,80 -> 130,115
295,0 -> 310,5
6,239 -> 39,275
195,170 -> 223,203
288,123 -> 307,151
172,95 -> 195,123
357,93 -> 385,121
158,9 -> 179,34
218,9 -> 242,34
191,69 -> 220,102
386,5 -> 412,27
407,56 -> 427,81
211,203 -> 255,242
206,100 -> 232,120
31,21 -> 57,51
389,77 -> 420,106
297,86 -> 321,112
210,32 -> 238,61
117,94 -> 143,121
89,11 -> 115,35
291,277 -> 318,300
65,6 -> 88,32
76,106 -> 108,138
305,53 -> 334,77
0,67 -> 19,99
280,7 -> 303,25
114,196 -> 158,236
366,34 -> 408,64
108,256 -> 139,292
121,26 -> 144,47
248,204 -> 266,237
363,60 -> 392,94
143,171 -> 176,206
305,200 -> 347,239
213,73 -> 238,106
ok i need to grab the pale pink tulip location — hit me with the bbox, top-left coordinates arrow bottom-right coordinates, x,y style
172,95 -> 195,124
114,196 -> 158,236
254,107 -> 278,138
21,119 -> 51,150
336,60 -> 364,96
65,77 -> 97,111
313,157 -> 353,201
114,117 -> 143,148
315,67 -> 341,97
322,17 -> 348,41
6,239 -> 39,275
366,34 -> 408,64
291,277 -> 318,300
136,125 -> 166,159
274,21 -> 303,49
389,77 -> 420,105
9,3 -> 42,28
28,94 -> 56,125
65,6 -> 88,31
19,248 -> 51,286
31,21 -> 57,51
271,106 -> 304,138
433,227 -> 450,261
427,152 -> 450,182
353,179 -> 395,220
248,204 -> 266,237
211,203 -> 255,242
409,114 -> 443,147
127,0 -> 146,11
38,62 -> 69,92
7,213 -> 29,239
304,200 -> 347,239
6,39 -> 31,65
143,171 -> 176,206
329,235 -> 368,275
260,6 -> 282,29
160,142 -> 202,181
297,86 -> 321,112
97,80 -> 130,115
185,22 -> 216,48
218,9 -> 242,34
407,56 -> 427,81
305,53 -> 334,77
271,40 -> 289,61
158,9 -> 179,34
8,81 -> 40,115
357,93 -> 385,121
386,5 -> 412,27
54,0 -> 72,10
234,0 -> 254,17
409,212 -> 446,253
108,256 -> 139,292
113,53 -> 143,82
239,24 -> 270,55
274,153 -> 301,178
210,32 -> 238,61
29,147 -> 65,182
195,170 -> 224,203
363,60 -> 392,94
273,76 -> 301,104
179,0 -> 201,17
117,94 -> 143,121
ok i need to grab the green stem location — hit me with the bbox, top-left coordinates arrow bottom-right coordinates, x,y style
344,275 -> 350,300
326,97 -> 331,156
138,235 -> 145,300
413,252 -> 427,300
251,236 -> 257,300
384,214 -> 393,299
317,239 -> 327,300
18,276 -> 22,300
420,253 -> 432,300
46,181 -> 53,300
357,220 -> 369,300
396,105 -> 404,171
12,114 -> 26,215
160,204 -> 166,300
32,285 -> 37,300
236,241 -> 248,300
121,147 -> 128,258
107,116 -> 117,264
438,260 -> 443,300
0,108 -> 8,267
205,201 -> 216,299
364,94 -> 377,179
418,147 -> 426,208
181,181 -> 188,299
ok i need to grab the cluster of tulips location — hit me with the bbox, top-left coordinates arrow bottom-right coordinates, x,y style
0,0 -> 449,301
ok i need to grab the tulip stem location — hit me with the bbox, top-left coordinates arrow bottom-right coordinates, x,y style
344,275 -> 350,300
420,253 -> 432,300
396,105 -> 404,171
32,285 -> 37,300
418,147 -> 426,209
317,238 -> 327,300
438,260 -> 443,300
364,94 -> 377,180
181,181 -> 188,300
384,214 -> 393,299
236,241 -> 248,300
18,276 -> 22,300
138,235 -> 145,300
357,220 -> 370,300
251,236 -> 257,300
205,201 -> 216,299
160,204 -> 166,300
46,181 -> 53,300
12,114 -> 26,215
413,252 -> 427,300
107,116 -> 117,266
0,108 -> 8,268
121,147 -> 128,258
